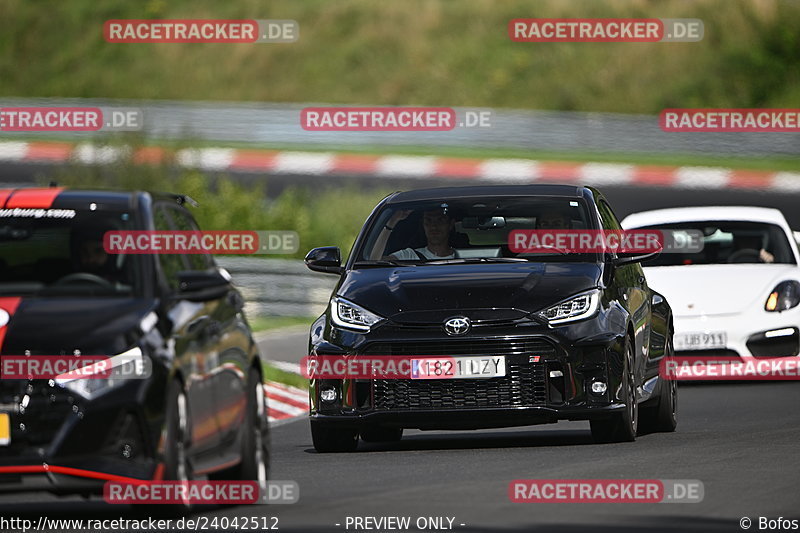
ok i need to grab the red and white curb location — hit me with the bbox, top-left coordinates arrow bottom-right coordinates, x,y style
264,380 -> 308,424
1,140 -> 798,191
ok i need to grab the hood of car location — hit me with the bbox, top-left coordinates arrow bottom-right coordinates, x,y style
643,263 -> 800,316
337,262 -> 602,322
0,297 -> 156,355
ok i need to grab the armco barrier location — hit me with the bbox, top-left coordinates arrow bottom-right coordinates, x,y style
216,257 -> 335,318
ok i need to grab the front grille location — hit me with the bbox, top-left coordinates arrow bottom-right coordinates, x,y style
367,338 -> 556,410
0,381 -> 75,450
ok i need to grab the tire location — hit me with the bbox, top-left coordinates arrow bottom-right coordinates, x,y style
311,422 -> 359,453
210,367 -> 270,482
163,380 -> 193,510
653,335 -> 678,432
360,426 -> 403,443
591,337 -> 638,443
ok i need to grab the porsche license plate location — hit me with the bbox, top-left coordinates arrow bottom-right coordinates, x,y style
675,331 -> 727,351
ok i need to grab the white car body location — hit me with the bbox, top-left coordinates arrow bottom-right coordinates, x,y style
622,206 -> 800,361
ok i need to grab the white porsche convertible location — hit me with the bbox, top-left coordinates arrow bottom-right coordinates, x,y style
622,206 -> 800,361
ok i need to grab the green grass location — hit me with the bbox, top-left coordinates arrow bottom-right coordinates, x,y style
1,0 -> 799,114
262,362 -> 308,390
49,152 -> 394,259
249,315 -> 315,333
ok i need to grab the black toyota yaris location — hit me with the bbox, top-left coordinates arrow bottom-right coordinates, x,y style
305,185 -> 676,452
0,187 -> 267,497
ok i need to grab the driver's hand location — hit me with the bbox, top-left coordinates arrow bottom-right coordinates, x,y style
760,249 -> 775,263
389,209 -> 412,225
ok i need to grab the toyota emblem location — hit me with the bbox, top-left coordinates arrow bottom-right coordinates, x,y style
444,316 -> 471,336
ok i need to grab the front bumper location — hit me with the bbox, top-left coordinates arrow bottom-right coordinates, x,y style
309,317 -> 634,431
0,379 -> 158,493
673,308 -> 800,360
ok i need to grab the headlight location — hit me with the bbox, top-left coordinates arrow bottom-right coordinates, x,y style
55,347 -> 149,399
765,281 -> 800,312
539,290 -> 600,325
330,297 -> 385,332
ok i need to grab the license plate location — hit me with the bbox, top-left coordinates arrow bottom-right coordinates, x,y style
410,356 -> 506,380
0,413 -> 9,446
675,331 -> 727,350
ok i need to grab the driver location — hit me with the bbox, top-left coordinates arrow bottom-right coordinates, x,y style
733,234 -> 774,263
536,209 -> 572,230
387,208 -> 457,260
70,227 -> 125,282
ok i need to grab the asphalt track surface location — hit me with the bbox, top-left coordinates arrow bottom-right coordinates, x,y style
0,382 -> 798,532
1,165 -> 800,532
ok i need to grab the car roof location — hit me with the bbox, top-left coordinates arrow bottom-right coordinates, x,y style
385,184 -> 590,204
622,206 -> 790,229
0,187 -> 196,210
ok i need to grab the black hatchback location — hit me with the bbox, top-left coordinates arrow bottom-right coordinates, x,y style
0,187 -> 267,497
305,185 -> 676,452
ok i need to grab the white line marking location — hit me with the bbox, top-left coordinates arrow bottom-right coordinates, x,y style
0,142 -> 28,161
478,159 -> 539,182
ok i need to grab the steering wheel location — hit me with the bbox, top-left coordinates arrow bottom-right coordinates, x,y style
727,248 -> 761,264
53,273 -> 115,290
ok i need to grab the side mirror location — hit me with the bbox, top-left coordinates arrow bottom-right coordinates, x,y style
611,251 -> 660,266
176,269 -> 231,301
305,247 -> 344,275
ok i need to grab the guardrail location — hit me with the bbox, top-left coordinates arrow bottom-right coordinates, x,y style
1,97 -> 798,157
217,257 -> 336,317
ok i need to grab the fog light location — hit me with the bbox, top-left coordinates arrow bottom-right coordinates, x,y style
591,381 -> 607,394
549,370 -> 563,378
320,387 -> 337,403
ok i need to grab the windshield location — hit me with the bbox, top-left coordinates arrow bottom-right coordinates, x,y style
356,196 -> 597,265
635,221 -> 796,266
0,208 -> 142,296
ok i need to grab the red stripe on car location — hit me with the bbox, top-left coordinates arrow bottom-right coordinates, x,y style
0,465 -> 148,484
0,189 -> 12,208
4,187 -> 65,208
0,297 -> 22,353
